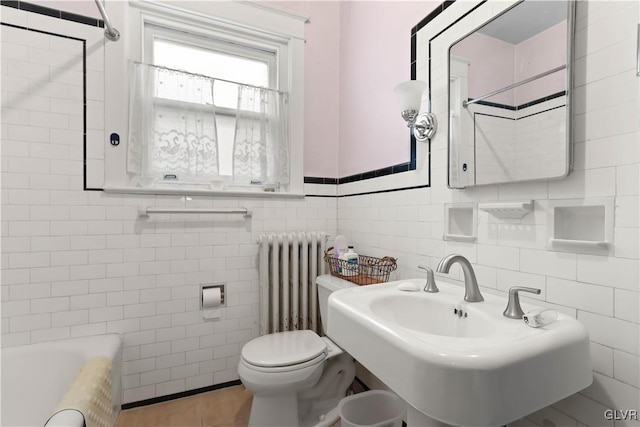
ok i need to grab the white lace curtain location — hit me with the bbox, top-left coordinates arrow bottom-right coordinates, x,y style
234,85 -> 290,186
127,62 -> 289,187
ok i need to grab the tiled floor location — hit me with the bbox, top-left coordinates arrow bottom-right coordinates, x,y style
115,385 -> 253,427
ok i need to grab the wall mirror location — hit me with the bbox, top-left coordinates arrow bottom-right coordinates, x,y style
447,0 -> 575,189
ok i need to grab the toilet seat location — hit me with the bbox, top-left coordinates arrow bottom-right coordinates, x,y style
240,352 -> 326,374
239,330 -> 330,394
241,330 -> 327,368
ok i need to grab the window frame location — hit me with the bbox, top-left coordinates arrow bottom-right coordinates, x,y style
142,23 -> 280,183
143,22 -> 278,91
102,1 -> 306,197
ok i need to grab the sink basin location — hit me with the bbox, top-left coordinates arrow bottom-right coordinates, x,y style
370,295 -> 497,337
326,277 -> 592,427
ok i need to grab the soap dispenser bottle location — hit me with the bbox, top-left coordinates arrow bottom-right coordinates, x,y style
340,246 -> 358,276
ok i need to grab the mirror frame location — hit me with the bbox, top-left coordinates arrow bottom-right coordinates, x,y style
446,0 -> 576,189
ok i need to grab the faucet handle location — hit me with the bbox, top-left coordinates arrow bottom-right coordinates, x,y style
503,286 -> 542,319
418,265 -> 439,293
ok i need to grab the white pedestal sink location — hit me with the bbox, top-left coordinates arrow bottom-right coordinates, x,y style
326,276 -> 592,427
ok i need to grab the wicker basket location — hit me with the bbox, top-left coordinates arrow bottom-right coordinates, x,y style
324,248 -> 397,286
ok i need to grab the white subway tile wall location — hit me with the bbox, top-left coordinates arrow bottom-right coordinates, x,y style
1,1 -> 639,425
0,7 -> 337,404
472,101 -> 567,185
338,1 -> 640,426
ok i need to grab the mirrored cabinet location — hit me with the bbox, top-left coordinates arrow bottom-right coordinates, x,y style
447,0 -> 576,189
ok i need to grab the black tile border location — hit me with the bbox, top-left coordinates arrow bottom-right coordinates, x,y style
1,0 -> 105,27
1,19 -> 85,41
303,177 -> 338,185
412,0 -> 456,34
469,91 -> 566,111
517,91 -> 566,109
516,103 -> 566,121
336,184 -> 430,198
82,27 -> 88,190
62,10 -> 104,28
1,0 -> 18,9
17,0 -> 59,18
410,34 -> 416,70
474,104 -> 566,123
473,99 -> 517,111
1,22 -> 88,191
303,161 -> 413,186
121,380 -> 242,410
304,183 -> 430,199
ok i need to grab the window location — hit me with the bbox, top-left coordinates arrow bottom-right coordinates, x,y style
127,20 -> 290,190
102,1 -> 305,194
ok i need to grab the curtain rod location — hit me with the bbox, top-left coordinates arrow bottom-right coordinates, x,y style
95,0 -> 120,41
463,65 -> 566,108
134,62 -> 288,95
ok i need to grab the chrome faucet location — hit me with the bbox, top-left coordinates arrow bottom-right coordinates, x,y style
418,265 -> 439,293
436,254 -> 484,302
503,286 -> 541,319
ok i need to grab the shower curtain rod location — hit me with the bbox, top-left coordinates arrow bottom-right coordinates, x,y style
95,0 -> 120,41
463,64 -> 566,108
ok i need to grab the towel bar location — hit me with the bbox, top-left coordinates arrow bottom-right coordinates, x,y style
139,207 -> 251,216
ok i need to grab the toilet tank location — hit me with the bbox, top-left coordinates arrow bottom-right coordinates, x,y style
316,274 -> 356,334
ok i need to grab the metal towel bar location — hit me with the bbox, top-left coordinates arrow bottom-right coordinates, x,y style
463,65 -> 566,108
139,207 -> 251,216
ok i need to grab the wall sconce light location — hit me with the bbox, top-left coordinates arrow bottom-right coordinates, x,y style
393,80 -> 437,141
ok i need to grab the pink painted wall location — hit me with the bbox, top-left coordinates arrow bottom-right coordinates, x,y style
450,32 -> 515,105
269,1 -> 341,178
451,20 -> 567,107
276,1 -> 439,178
514,21 -> 567,105
337,1 -> 439,177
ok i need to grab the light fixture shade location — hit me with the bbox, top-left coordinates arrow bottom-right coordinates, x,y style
393,80 -> 427,112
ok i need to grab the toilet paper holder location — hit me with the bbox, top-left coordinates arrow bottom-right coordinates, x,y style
200,284 -> 226,308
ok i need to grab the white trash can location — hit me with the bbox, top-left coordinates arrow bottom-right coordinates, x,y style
338,390 -> 405,427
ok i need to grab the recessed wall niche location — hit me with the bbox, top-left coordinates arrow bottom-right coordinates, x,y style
547,198 -> 614,255
444,203 -> 477,242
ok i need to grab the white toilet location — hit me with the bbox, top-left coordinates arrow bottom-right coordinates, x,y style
238,274 -> 356,427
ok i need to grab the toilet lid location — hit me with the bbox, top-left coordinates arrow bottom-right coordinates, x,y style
241,330 -> 327,367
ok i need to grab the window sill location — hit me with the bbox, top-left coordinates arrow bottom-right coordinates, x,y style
102,186 -> 305,199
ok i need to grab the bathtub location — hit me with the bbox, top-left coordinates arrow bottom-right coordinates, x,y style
1,334 -> 123,427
